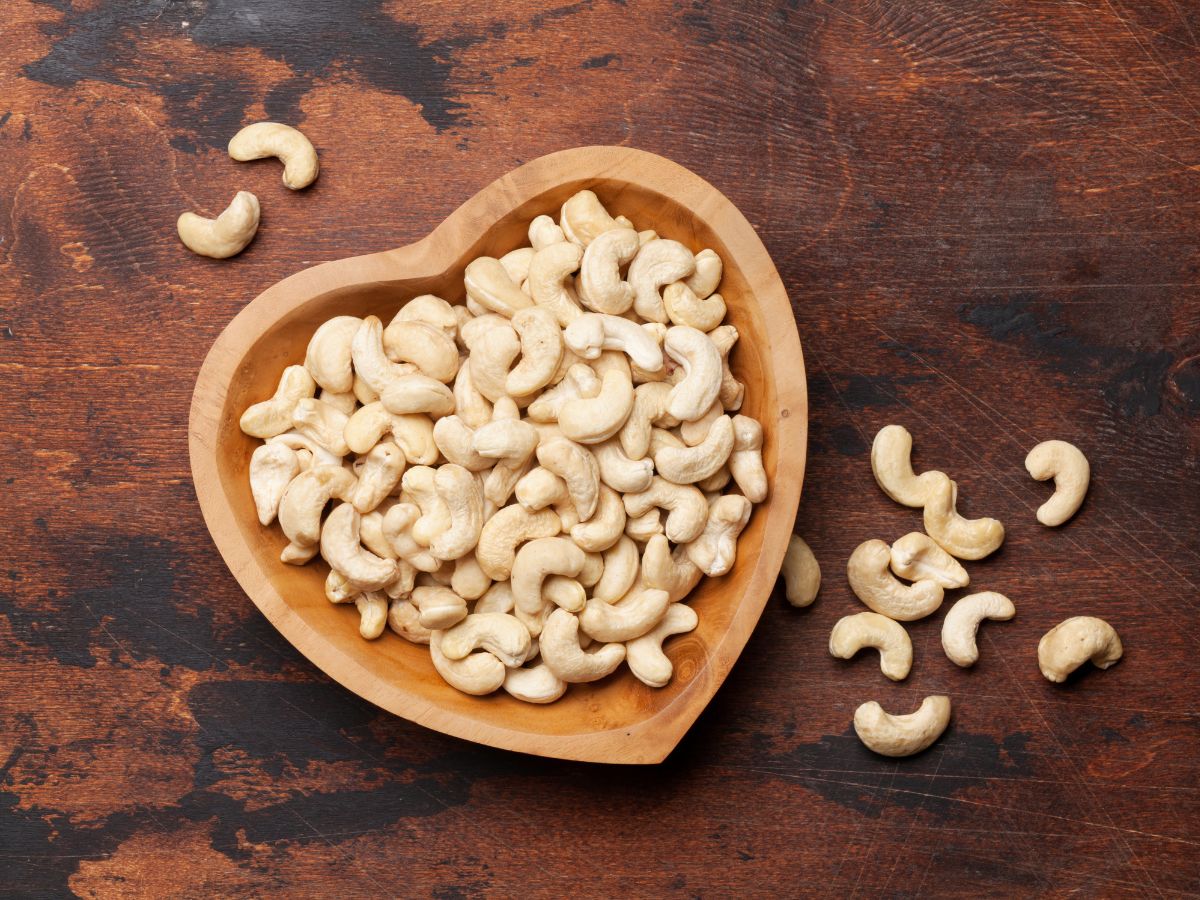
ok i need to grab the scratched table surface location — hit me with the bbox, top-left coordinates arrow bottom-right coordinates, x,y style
2,0 -> 1199,896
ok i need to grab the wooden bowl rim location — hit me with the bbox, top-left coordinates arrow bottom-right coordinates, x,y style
188,145 -> 806,764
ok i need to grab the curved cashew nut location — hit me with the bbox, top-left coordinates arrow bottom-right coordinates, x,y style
412,585 -> 469,630
854,696 -> 952,757
353,593 -> 388,640
665,326 -> 723,422
563,313 -> 666,372
515,466 -> 577,529
430,630 -> 504,695
320,503 -> 398,591
353,374 -> 380,406
325,568 -> 356,605
526,364 -> 599,424
625,509 -> 664,542
683,248 -> 723,299
626,603 -> 698,688
388,598 -> 433,644
580,586 -> 670,642
559,190 -> 622,247
685,494 -> 752,576
663,282 -> 726,332
467,323 -> 522,403
890,532 -> 970,589
391,414 -> 438,465
438,612 -> 531,667
504,662 -> 567,704
351,316 -> 416,394
499,246 -> 536,287
570,484 -> 627,552
923,476 -> 1005,560
528,242 -> 584,326
450,553 -> 491,601
228,122 -> 318,189
359,510 -> 398,561
291,398 -> 350,457
318,389 -> 356,416
400,466 -> 451,547
728,415 -> 768,502
679,401 -> 722,446
578,227 -> 640,314
642,534 -> 702,602
593,536 -> 640,602
428,465 -> 484,561
380,503 -> 441,572
241,365 -> 317,438
941,591 -> 1015,667
619,382 -> 678,460
349,441 -> 405,513
464,257 -> 534,318
653,415 -> 734,484
540,608 -> 626,683
529,214 -> 566,251
1038,616 -> 1122,683
475,416 -> 539,509
304,316 -> 361,393
697,466 -> 731,493
249,442 -> 300,525
507,306 -> 564,396
474,580 -> 515,615
870,424 -> 944,507
452,363 -> 494,429
267,431 -> 340,468
536,436 -> 600,521
829,612 -> 913,681
391,294 -> 459,338
380,374 -> 456,418
1025,440 -> 1090,526
382,319 -> 459,384
177,190 -> 260,259
277,465 -> 356,549
475,505 -> 561,581
591,438 -> 654,493
628,239 -> 695,322
623,477 -> 708,544
433,415 -> 491,471
708,324 -> 744,411
781,534 -> 820,608
847,539 -> 944,621
559,368 -> 635,445
511,537 -> 586,614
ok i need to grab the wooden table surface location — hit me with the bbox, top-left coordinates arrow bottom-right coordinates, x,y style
3,1 -> 1198,896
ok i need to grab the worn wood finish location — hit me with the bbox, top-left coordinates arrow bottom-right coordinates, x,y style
2,0 -> 1199,895
189,146 -> 806,764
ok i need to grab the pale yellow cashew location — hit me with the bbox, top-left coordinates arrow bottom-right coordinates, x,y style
412,585 -> 469,630
578,227 -> 640,314
177,190 -> 260,259
591,438 -> 654,493
653,415 -> 734,484
382,319 -> 459,384
464,257 -> 534,318
504,663 -> 567,704
890,532 -> 969,589
267,431 -> 340,468
351,316 -> 417,395
438,613 -> 531,667
277,465 -> 356,551
589,536 -> 638,604
847,539 -> 943,621
392,414 -> 438,465
227,122 -> 318,189
508,306 -> 564,396
625,508 -> 664,542
665,326 -> 723,422
400,466 -> 451,548
941,591 -> 1015,667
570,484 -> 627,552
433,415 -> 491,471
1037,616 -> 1122,683
526,363 -> 600,423
249,442 -> 300,525
429,464 -> 484,561
240,365 -> 316,438
388,598 -> 433,644
559,189 -> 623,247
558,367 -> 635,444
663,282 -> 726,332
922,475 -> 1005,561
685,494 -> 751,576
380,503 -> 441,573
641,535 -> 702,602
379,374 -> 456,418
854,696 -> 951,757
679,401 -> 722,446
628,238 -> 695,322
536,436 -> 600,521
325,568 -> 356,605
623,477 -> 708,544
829,612 -> 913,681
349,441 -> 405,513
304,315 -> 361,393
682,248 -> 723,299
528,214 -> 566,250
515,467 -> 578,530
626,603 -> 698,688
353,374 -> 379,406
474,580 -> 515,615
390,294 -> 459,338
579,587 -> 669,642
870,424 -> 944,507
781,534 -> 820,608
619,382 -> 678,460
450,554 -> 491,601
358,511 -> 398,561
467,323 -> 522,403
1025,440 -> 1090,526
452,363 -> 494,429
430,629 -> 505,695
729,415 -> 768,502
291,398 -> 350,457
320,503 -> 398,591
355,593 -> 389,640
528,241 -> 584,326
540,608 -> 626,683
511,537 -> 586,614
318,388 -> 356,416
475,505 -> 561,581
708,324 -> 744,411
564,313 -> 666,371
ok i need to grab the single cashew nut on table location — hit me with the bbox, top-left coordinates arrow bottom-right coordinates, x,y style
854,696 -> 952,758
1037,616 -> 1122,683
1025,440 -> 1090,526
320,503 -> 398,591
626,603 -> 698,688
438,613 -> 531,667
889,532 -> 970,589
829,612 -> 913,681
922,475 -> 1005,561
686,494 -> 752,577
177,190 -> 260,259
240,365 -> 317,439
847,539 -> 944,621
781,534 -> 820,607
870,424 -> 944,507
304,316 -> 362,393
578,227 -> 640,314
228,122 -> 318,190
249,442 -> 300,526
540,608 -> 626,683
941,591 -> 1015,667
628,238 -> 696,322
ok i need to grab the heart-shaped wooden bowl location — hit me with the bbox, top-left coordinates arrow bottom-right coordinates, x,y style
189,146 -> 806,764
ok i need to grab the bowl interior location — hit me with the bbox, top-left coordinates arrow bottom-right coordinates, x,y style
203,166 -> 801,757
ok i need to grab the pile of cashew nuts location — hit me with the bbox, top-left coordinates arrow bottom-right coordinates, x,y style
239,190 -> 768,702
778,424 -> 1122,758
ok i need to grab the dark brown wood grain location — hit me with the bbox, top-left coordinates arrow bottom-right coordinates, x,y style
1,0 -> 1198,896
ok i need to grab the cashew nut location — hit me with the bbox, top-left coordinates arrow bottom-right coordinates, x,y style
291,398 -> 350,457
558,366 -> 635,444
829,612 -> 913,681
570,484 -> 627,552
728,415 -> 768,502
380,374 -> 456,418
382,318 -> 459,383
432,415 -> 491,471
177,190 -> 260,259
923,475 -> 1005,561
277,465 -> 356,551
351,316 -> 417,394
508,306 -> 564,396
890,532 -> 969,589
304,316 -> 361,393
535,436 -> 600,521
641,534 -> 702,602
475,505 -> 561,581
428,464 -> 484,561
474,580 -> 515,614
452,363 -> 494,429
941,591 -> 1015,667
847,539 -> 944,621
450,553 -> 491,601
559,190 -> 622,247
870,424 -> 944,507
325,568 -> 356,604
359,510 -> 398,561
388,598 -> 433,644
1025,440 -> 1090,526
564,313 -> 665,372
653,415 -> 734,484
349,441 -> 405,513
625,603 -> 698,688
511,537 -> 586,614
619,382 -> 678,460
580,586 -> 669,642
664,326 -> 722,422
685,494 -> 751,576
466,323 -> 522,403
528,214 -> 566,250
318,389 -> 357,416
591,438 -> 654,493
589,536 -> 638,603
227,122 -> 318,190
663,282 -> 726,332
390,294 -> 459,339
240,365 -> 317,438
249,442 -> 300,525
540,608 -> 626,683
854,696 -> 952,757
683,248 -> 723,299
438,613 -> 531,667
352,592 -> 388,640
504,662 -> 567,704
628,239 -> 695,322
267,431 -> 340,468
624,508 -> 664,542
392,414 -> 438,465
1038,616 -> 1122,683
578,227 -> 639,314
412,585 -> 469,630
779,535 -> 820,607
320,503 -> 398,591
708,324 -> 744,411
429,629 -> 505,695
623,477 -> 708,544
381,503 -> 441,572
464,257 -> 534,318
527,242 -> 584,326
679,401 -> 723,446
526,363 -> 600,423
